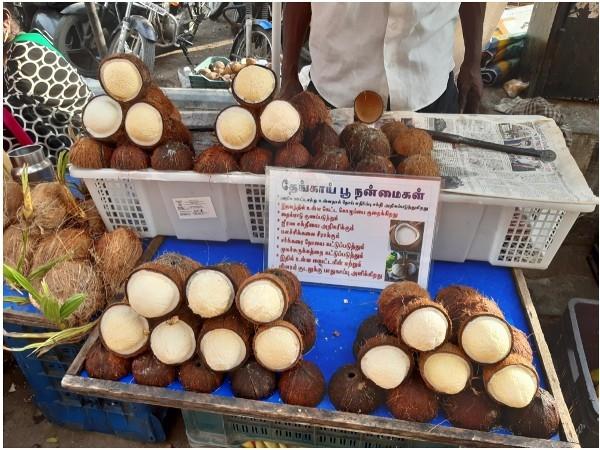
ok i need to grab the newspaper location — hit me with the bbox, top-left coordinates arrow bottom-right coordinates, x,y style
331,109 -> 597,206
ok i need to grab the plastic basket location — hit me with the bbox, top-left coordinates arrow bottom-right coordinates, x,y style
70,167 -> 595,269
189,56 -> 230,89
4,322 -> 169,443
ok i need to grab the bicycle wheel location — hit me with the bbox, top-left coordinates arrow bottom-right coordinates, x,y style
109,27 -> 156,72
55,14 -> 102,78
230,25 -> 272,62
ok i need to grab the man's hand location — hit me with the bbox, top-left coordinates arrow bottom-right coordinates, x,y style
279,75 -> 303,100
459,2 -> 486,114
280,3 -> 310,100
457,60 -> 483,113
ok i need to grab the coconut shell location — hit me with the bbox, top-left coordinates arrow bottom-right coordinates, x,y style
231,359 -> 277,400
213,262 -> 251,290
132,352 -> 177,387
126,261 -> 184,318
386,373 -> 439,422
231,65 -> 278,110
510,327 -> 534,363
354,90 -> 384,124
253,321 -> 303,372
355,155 -> 396,174
311,147 -> 351,172
418,342 -> 472,393
99,53 -> 151,103
274,142 -> 311,168
482,353 -> 539,406
235,273 -> 291,324
392,128 -> 433,157
380,121 -> 407,145
193,145 -> 240,173
356,335 -> 414,387
31,228 -> 92,271
151,141 -> 194,171
3,224 -> 41,275
30,182 -> 69,231
264,267 -> 301,304
154,252 -> 203,284
328,364 -> 384,414
278,360 -> 326,407
503,388 -> 560,438
82,95 -> 126,143
345,127 -> 390,163
85,342 -> 131,381
340,122 -> 369,150
352,315 -> 393,358
456,299 -> 511,354
179,357 -> 224,393
289,91 -> 331,130
78,199 -> 106,239
70,137 -> 113,169
283,300 -> 316,353
397,154 -> 440,177
441,381 -> 501,431
305,123 -> 340,156
3,180 -> 23,228
239,147 -> 273,174
142,83 -> 181,121
161,118 -> 193,147
110,144 -> 150,170
378,281 -> 430,312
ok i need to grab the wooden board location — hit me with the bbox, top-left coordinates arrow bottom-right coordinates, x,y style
61,268 -> 579,448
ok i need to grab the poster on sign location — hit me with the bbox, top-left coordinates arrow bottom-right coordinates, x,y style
266,167 -> 441,289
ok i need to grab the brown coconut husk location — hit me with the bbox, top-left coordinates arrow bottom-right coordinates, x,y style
98,53 -> 151,103
264,267 -> 301,304
328,364 -> 384,414
380,121 -> 408,145
290,91 -> 331,129
154,252 -> 202,284
356,335 -> 414,386
253,320 -> 303,372
126,261 -> 185,317
3,223 -> 41,275
304,122 -> 340,156
78,199 -> 106,239
482,353 -> 539,405
355,155 -> 396,174
378,281 -> 430,311
441,379 -> 501,431
386,373 -> 439,422
345,127 -> 391,164
274,142 -> 311,168
30,182 -> 70,231
283,300 -> 316,353
392,128 -> 433,157
352,314 -> 393,358
340,122 -> 368,150
311,147 -> 351,172
131,351 -> 177,387
397,154 -> 440,177
31,228 -> 92,271
179,357 -> 224,393
436,285 -> 482,312
235,273 -> 291,324
503,388 -> 560,438
110,144 -> 150,170
511,326 -> 534,363
278,360 -> 326,407
239,146 -> 273,174
455,299 -> 511,353
151,141 -> 194,171
161,118 -> 193,147
231,359 -> 277,400
231,65 -> 278,110
418,342 -> 472,393
141,83 -> 181,121
85,341 -> 131,381
213,262 -> 251,290
4,179 -> 23,228
69,137 -> 113,169
193,145 -> 240,173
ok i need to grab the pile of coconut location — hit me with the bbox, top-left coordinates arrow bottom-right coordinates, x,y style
196,58 -> 257,83
327,281 -> 559,439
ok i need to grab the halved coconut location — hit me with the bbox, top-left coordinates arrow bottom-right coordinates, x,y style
235,273 -> 290,324
186,267 -> 236,318
458,304 -> 513,364
328,364 -> 384,414
356,335 -> 413,390
231,65 -> 277,108
215,106 -> 258,153
259,100 -> 302,146
354,90 -> 384,124
100,303 -> 150,358
150,315 -> 196,365
124,102 -> 164,148
82,95 -> 124,142
126,261 -> 183,319
99,53 -> 150,103
253,321 -> 303,372
419,342 -> 472,395
483,353 -> 539,408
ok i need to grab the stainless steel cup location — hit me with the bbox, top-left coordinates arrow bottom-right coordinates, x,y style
8,144 -> 55,183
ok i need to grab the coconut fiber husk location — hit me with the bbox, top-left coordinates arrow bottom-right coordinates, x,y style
392,128 -> 433,157
193,145 -> 240,174
85,341 -> 131,381
397,154 -> 440,177
378,281 -> 430,311
110,144 -> 150,170
239,146 -> 273,174
141,83 -> 181,121
283,300 -> 316,353
510,326 -> 534,363
151,141 -> 194,171
304,122 -> 340,156
386,373 -> 439,422
3,223 -> 41,275
179,357 -> 224,393
231,359 -> 277,400
274,142 -> 311,168
311,147 -> 351,172
154,252 -> 202,284
436,285 -> 482,313
278,360 -> 326,407
78,199 -> 106,239
482,353 -> 539,402
289,91 -> 331,130
352,314 -> 393,358
235,273 -> 291,324
441,380 -> 501,431
418,342 -> 472,393
214,262 -> 251,290
328,364 -> 384,414
69,137 -> 113,169
30,182 -> 70,231
132,351 -> 177,387
503,388 -> 560,439
345,128 -> 391,164
31,228 -> 92,271
380,121 -> 407,145
253,320 -> 303,372
264,267 -> 301,304
4,179 -> 23,228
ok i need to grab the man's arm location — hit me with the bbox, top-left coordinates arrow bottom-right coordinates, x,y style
279,2 -> 311,100
457,2 -> 485,113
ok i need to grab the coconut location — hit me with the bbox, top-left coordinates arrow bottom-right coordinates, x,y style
151,141 -> 194,171
253,321 -> 303,372
356,335 -> 413,389
186,267 -> 236,318
483,353 -> 539,408
289,91 -> 331,130
239,146 -> 273,174
94,227 -> 142,297
85,342 -> 131,381
264,268 -> 301,304
503,388 -> 559,438
392,128 -> 433,157
30,182 -> 69,231
231,65 -> 277,108
214,106 -> 258,153
142,83 -> 181,121
328,364 -> 384,414
436,285 -> 482,313
3,224 -> 40,274
179,357 -> 224,393
340,122 -> 368,150
98,53 -> 151,103
150,315 -> 196,365
126,261 -> 184,319
278,360 -> 326,407
193,145 -> 240,173
69,137 -> 113,169
378,281 -> 430,311
152,253 -> 202,284
100,303 -> 150,357
397,154 -> 440,177
197,310 -> 253,372
110,144 -> 150,170
378,294 -> 451,352
259,100 -> 303,146
380,121 -> 407,145
419,343 -> 472,395
283,300 -> 316,353
354,90 -> 384,124
311,147 -> 351,172
386,373 -> 439,422
345,127 -> 390,163
82,95 -> 124,142
510,327 -> 534,362
79,199 -> 106,239
231,359 -> 277,400
235,273 -> 291,324
274,142 -> 311,168
355,155 -> 395,174
123,102 -> 163,148
3,180 -> 23,228
213,262 -> 251,290
441,381 -> 501,431
132,352 -> 177,387
352,315 -> 393,358
305,123 -> 340,156
31,228 -> 92,271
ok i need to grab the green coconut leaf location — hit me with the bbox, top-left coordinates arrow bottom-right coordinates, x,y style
38,281 -> 61,325
59,293 -> 85,320
3,296 -> 29,304
3,320 -> 97,355
3,264 -> 38,297
28,252 -> 74,281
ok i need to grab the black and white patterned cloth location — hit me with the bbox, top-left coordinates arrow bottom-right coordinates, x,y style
3,34 -> 92,163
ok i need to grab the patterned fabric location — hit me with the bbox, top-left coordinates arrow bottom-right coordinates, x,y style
3,32 -> 92,163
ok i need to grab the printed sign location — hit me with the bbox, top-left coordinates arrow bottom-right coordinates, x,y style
172,197 -> 217,220
266,167 -> 441,289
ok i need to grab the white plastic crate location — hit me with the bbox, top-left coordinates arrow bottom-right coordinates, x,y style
70,167 -> 596,269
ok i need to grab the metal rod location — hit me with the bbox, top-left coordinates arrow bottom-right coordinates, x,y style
271,1 -> 282,88
85,2 -> 108,58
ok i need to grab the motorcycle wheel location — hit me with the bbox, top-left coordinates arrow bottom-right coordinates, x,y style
108,28 -> 156,72
229,25 -> 272,62
55,14 -> 103,78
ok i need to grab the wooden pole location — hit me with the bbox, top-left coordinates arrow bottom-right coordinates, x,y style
85,2 -> 108,58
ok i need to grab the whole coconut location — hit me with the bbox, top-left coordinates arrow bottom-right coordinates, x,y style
179,357 -> 224,393
85,342 -> 131,380
31,228 -> 92,271
441,382 -> 501,431
283,300 -> 316,352
70,137 -> 113,169
110,144 -> 150,170
392,128 -> 433,157
380,121 -> 407,145
511,326 -> 534,362
3,180 -> 23,228
290,91 -> 330,130
193,145 -> 240,174
154,252 -> 202,283
503,388 -> 559,439
345,127 -> 390,163
340,122 -> 369,149
79,199 -> 106,239
305,123 -> 340,156
311,147 -> 351,172
355,155 -> 395,174
397,154 -> 440,177
274,143 -> 311,168
239,147 -> 273,174
386,374 -> 439,422
3,224 -> 40,275
328,364 -> 384,414
279,360 -> 326,407
352,315 -> 392,358
151,141 -> 194,171
132,352 -> 177,387
30,182 -> 69,231
231,359 -> 277,400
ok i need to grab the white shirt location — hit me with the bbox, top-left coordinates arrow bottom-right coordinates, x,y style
309,2 -> 460,110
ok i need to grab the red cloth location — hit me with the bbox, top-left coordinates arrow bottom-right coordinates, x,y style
3,106 -> 34,146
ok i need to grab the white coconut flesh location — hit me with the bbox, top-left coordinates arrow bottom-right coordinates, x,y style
150,320 -> 196,365
260,101 -> 301,143
83,96 -> 123,139
127,269 -> 180,318
400,307 -> 448,351
200,329 -> 246,371
487,365 -> 538,408
395,224 -> 419,246
216,107 -> 256,150
360,345 -> 411,389
238,279 -> 285,323
461,316 -> 512,364
233,65 -> 275,103
186,270 -> 235,318
422,352 -> 470,394
125,103 -> 163,147
100,59 -> 143,102
254,326 -> 301,371
100,305 -> 149,355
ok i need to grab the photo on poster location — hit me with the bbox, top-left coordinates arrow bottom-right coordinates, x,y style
385,220 -> 424,282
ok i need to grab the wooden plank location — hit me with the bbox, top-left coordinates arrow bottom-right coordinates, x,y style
513,269 -> 580,446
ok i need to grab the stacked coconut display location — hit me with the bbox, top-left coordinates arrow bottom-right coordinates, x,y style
88,258 -> 326,406
326,281 -> 559,439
